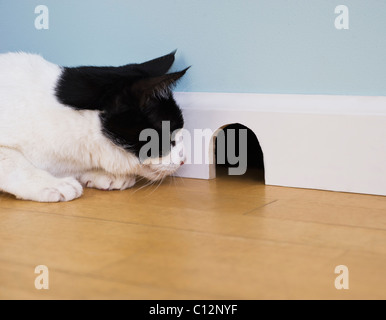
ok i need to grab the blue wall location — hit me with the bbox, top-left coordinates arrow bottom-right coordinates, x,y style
1,0 -> 386,96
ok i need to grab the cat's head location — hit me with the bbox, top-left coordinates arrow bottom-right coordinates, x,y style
56,51 -> 189,180
99,51 -> 188,180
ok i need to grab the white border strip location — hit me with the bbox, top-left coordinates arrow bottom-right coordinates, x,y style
175,92 -> 386,116
174,92 -> 386,196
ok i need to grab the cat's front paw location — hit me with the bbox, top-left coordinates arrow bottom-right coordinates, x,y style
80,171 -> 136,191
38,177 -> 83,202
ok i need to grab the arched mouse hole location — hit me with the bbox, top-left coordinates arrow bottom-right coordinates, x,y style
213,123 -> 265,183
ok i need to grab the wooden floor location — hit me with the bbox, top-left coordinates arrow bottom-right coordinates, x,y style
0,167 -> 385,300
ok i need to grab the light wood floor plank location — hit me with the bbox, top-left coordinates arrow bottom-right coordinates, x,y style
0,170 -> 385,299
0,260 -> 215,300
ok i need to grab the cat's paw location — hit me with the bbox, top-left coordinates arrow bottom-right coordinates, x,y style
80,171 -> 136,191
37,177 -> 83,202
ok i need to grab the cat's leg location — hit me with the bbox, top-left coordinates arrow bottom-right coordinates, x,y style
78,170 -> 136,191
0,147 -> 83,202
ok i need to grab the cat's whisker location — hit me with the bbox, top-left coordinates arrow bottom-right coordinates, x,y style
134,175 -> 147,185
151,179 -> 164,195
172,171 -> 185,186
144,172 -> 165,197
132,176 -> 157,194
172,174 -> 179,187
170,175 -> 175,186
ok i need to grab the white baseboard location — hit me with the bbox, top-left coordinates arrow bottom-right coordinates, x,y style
174,92 -> 386,196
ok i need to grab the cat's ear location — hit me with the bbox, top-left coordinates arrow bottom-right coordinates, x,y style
132,67 -> 189,103
136,50 -> 177,76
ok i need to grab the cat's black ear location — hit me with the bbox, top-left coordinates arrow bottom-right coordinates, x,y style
132,67 -> 189,103
136,50 -> 177,76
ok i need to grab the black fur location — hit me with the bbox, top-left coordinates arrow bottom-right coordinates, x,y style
55,51 -> 187,157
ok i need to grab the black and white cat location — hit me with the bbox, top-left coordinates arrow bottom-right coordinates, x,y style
0,51 -> 188,202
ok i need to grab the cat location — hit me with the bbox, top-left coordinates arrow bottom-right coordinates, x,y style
0,51 -> 188,202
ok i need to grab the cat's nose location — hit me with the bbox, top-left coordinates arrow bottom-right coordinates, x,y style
180,161 -> 185,166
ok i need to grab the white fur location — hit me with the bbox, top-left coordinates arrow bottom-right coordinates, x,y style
0,52 -> 185,202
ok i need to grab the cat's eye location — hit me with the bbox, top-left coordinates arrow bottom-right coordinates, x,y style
171,141 -> 176,147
